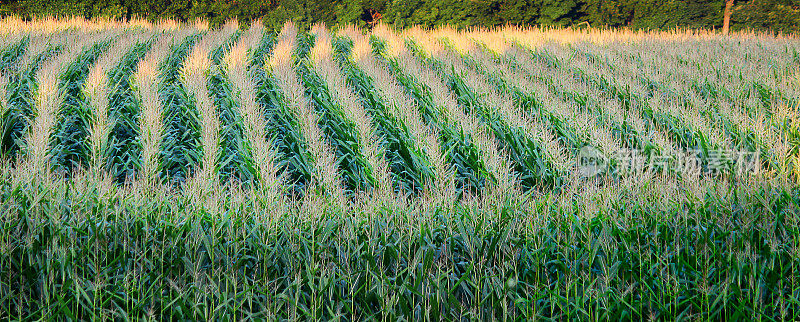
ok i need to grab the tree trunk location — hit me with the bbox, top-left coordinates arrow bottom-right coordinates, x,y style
722,0 -> 734,35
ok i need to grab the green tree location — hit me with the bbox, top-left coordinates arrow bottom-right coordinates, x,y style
536,0 -> 580,26
335,0 -> 365,26
733,0 -> 800,33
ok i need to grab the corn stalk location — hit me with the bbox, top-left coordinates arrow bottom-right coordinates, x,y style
158,33 -> 203,184
333,30 -> 438,196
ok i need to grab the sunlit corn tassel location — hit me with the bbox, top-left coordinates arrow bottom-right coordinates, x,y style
25,33 -> 98,176
430,39 -> 523,192
136,29 -> 198,187
538,117 -> 572,172
421,129 -> 456,205
16,32 -> 69,75
85,32 -> 147,177
372,24 -> 407,58
225,21 -> 264,63
445,31 -> 580,177
270,21 -> 346,208
154,18 -> 182,32
0,72 -> 7,120
0,16 -> 25,34
135,56 -> 164,187
401,30 -> 514,195
465,39 -> 572,173
193,18 -> 210,32
224,22 -> 283,202
310,24 -> 393,200
84,66 -> 110,175
182,25 -> 238,190
341,27 -> 455,203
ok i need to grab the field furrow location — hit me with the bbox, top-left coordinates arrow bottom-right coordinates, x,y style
158,32 -> 203,183
269,21 -> 345,205
2,20 -> 800,320
309,24 -> 393,198
374,27 -> 511,196
181,23 -> 238,191
335,28 -> 443,197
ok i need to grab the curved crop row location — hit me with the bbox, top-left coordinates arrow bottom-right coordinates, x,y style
135,29 -> 200,186
84,31 -> 152,177
309,25 -> 393,199
157,32 -> 203,183
222,22 -> 282,201
334,28 -> 442,197
102,34 -> 155,181
372,27 -> 510,197
426,30 -> 568,189
180,23 -> 239,193
1,33 -> 67,160
268,21 -> 345,205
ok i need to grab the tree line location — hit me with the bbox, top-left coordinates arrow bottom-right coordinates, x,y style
1,0 -> 798,33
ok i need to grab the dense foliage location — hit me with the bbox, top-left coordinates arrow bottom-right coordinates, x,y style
2,173 -> 799,320
1,18 -> 799,320
2,0 -> 800,33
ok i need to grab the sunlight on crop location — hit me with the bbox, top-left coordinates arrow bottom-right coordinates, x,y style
1,17 -> 799,320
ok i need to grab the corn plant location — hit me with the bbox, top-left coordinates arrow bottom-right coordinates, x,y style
332,33 -> 435,195
429,36 -> 565,189
158,33 -> 203,184
576,43 -> 780,171
1,41 -> 62,160
309,25 -> 394,198
50,39 -> 113,173
180,25 -> 239,194
253,31 -> 315,197
26,33 -> 107,176
222,22 -> 282,199
2,161 -> 799,319
211,30 -> 253,185
268,22 -> 344,202
1,19 -> 800,321
105,37 -> 154,181
371,35 -> 496,196
0,35 -> 27,73
297,30 -> 374,194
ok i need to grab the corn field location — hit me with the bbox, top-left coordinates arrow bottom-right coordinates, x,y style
1,17 -> 800,320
